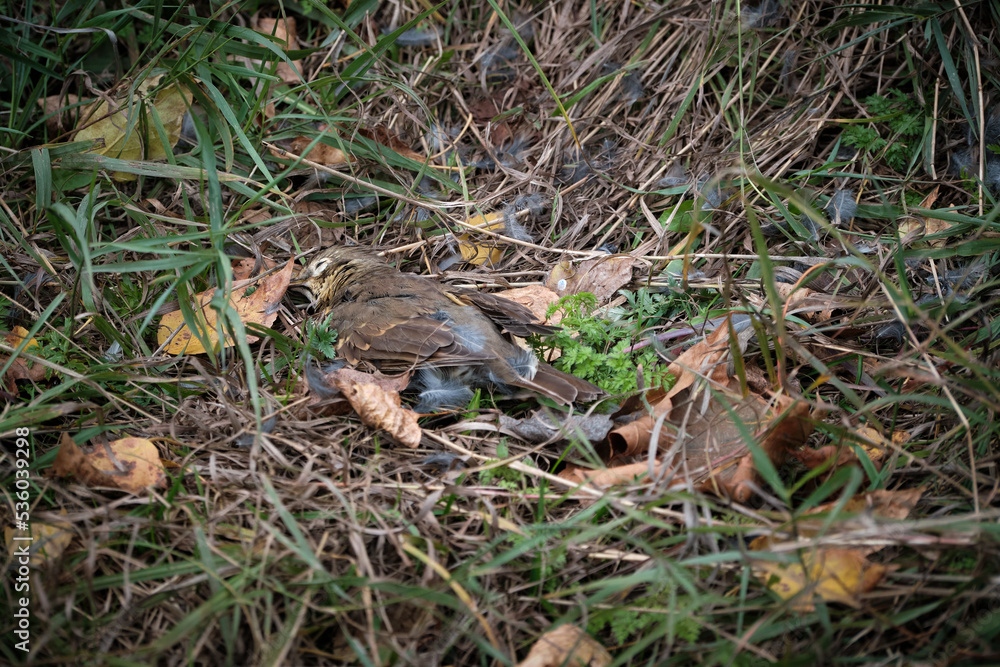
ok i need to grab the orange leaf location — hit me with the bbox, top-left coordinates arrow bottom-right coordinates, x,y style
253,16 -> 301,84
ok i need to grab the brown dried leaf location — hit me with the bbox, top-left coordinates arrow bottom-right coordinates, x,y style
284,126 -> 351,165
328,367 -> 412,395
37,93 -> 81,134
494,285 -> 563,325
546,255 -> 635,303
603,320 -> 814,501
559,460 -> 666,488
46,433 -> 166,494
774,283 -> 836,322
335,375 -> 422,448
254,17 -> 301,84
232,256 -> 278,282
750,488 -> 922,607
898,186 -> 945,246
2,326 -> 46,392
792,424 -> 908,472
517,624 -> 612,667
157,260 -> 294,355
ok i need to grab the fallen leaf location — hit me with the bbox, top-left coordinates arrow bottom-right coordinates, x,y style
335,374 -> 422,448
601,319 -> 815,502
37,93 -> 81,135
325,366 -> 412,395
157,260 -> 294,355
517,624 -> 612,667
494,286 -> 563,325
232,256 -> 278,282
253,16 -> 301,84
74,76 -> 193,181
753,548 -> 888,610
792,425 -> 908,472
2,326 -> 46,392
774,283 -> 836,322
46,433 -> 166,494
4,510 -> 73,568
898,187 -> 946,246
280,124 -> 352,165
358,125 -> 427,164
749,488 -> 922,608
560,460 -> 666,488
546,255 -> 635,303
458,209 -> 507,266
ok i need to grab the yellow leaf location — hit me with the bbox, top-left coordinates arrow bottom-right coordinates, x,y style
157,261 -> 294,355
754,548 -> 887,610
458,210 -> 507,266
74,76 -> 193,181
4,510 -> 73,569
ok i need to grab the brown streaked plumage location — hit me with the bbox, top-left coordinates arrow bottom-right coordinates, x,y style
292,246 -> 603,411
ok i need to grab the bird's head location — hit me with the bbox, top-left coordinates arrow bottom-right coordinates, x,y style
290,246 -> 381,308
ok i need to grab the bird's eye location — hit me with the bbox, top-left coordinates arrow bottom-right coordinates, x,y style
311,258 -> 330,275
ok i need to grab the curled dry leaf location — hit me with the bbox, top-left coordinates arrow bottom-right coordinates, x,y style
4,510 -> 74,568
583,319 -> 816,502
897,186 -> 947,246
335,374 -> 422,448
774,283 -> 836,322
232,256 -> 278,282
46,433 -> 166,494
327,366 -> 412,395
517,624 -> 612,667
73,75 -> 193,181
157,260 -> 294,355
276,123 -> 351,166
546,255 -> 635,303
2,326 -> 46,392
792,425 -> 909,472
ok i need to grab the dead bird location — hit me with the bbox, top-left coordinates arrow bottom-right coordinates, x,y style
291,246 -> 603,412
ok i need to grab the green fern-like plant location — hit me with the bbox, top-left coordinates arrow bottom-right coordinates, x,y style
304,312 -> 338,360
842,89 -> 923,172
535,291 -> 674,396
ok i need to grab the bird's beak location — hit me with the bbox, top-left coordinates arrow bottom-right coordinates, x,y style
289,265 -> 309,287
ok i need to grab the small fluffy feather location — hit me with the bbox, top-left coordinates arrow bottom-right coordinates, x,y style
824,189 -> 857,225
391,26 -> 441,48
741,0 -> 783,30
414,368 -> 474,413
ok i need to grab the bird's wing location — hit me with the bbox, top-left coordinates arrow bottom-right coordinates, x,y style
331,300 -> 492,370
450,288 -> 557,337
